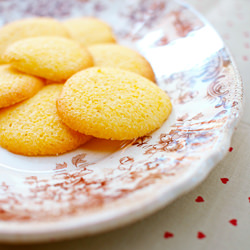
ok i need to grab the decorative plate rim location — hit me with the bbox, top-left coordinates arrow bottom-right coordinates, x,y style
0,0 -> 243,243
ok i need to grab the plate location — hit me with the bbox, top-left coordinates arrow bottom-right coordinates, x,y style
0,0 -> 243,243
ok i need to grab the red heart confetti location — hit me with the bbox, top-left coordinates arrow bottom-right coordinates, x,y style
197,231 -> 206,239
195,196 -> 204,202
229,147 -> 233,152
229,219 -> 238,226
164,232 -> 174,239
220,178 -> 229,184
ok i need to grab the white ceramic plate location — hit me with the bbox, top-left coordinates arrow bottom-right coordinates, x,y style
0,0 -> 243,243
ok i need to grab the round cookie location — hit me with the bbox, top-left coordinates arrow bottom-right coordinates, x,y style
0,17 -> 70,64
0,84 -> 91,156
63,17 -> 116,46
0,65 -> 44,108
3,36 -> 93,81
88,44 -> 155,82
57,67 -> 172,140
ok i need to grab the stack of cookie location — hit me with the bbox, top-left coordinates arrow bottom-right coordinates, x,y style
0,17 -> 172,156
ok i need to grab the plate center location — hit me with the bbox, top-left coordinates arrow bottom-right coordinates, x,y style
0,138 -> 123,174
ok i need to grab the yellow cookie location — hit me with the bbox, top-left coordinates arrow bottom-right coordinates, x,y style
88,44 -> 156,82
57,67 -> 172,140
0,65 -> 44,109
63,17 -> 116,46
0,84 -> 91,156
0,17 -> 70,64
3,36 -> 93,81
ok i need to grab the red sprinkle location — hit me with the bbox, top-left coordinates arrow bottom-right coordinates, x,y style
229,147 -> 233,152
197,231 -> 206,239
164,232 -> 174,239
221,178 -> 229,184
229,219 -> 237,226
195,196 -> 204,202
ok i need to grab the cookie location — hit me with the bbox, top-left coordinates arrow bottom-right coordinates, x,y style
63,17 -> 116,46
0,65 -> 44,109
0,17 -> 70,64
3,36 -> 93,81
88,44 -> 155,82
57,67 -> 172,140
0,84 -> 91,156
0,65 -> 44,108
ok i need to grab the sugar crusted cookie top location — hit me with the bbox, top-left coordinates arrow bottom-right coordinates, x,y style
88,44 -> 156,82
0,17 -> 70,64
57,67 -> 172,140
3,36 -> 93,81
0,64 -> 44,108
0,84 -> 91,156
63,17 -> 116,46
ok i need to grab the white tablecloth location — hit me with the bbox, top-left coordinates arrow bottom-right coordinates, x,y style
1,0 -> 249,249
